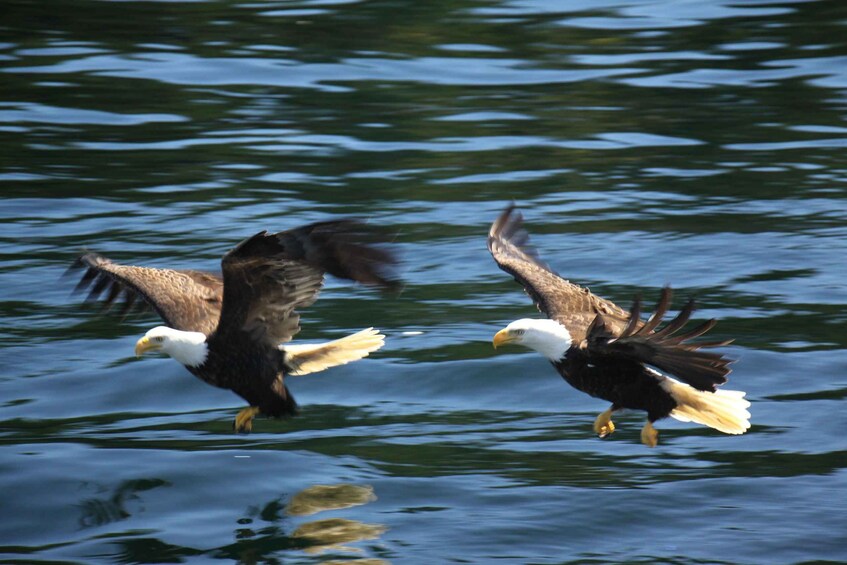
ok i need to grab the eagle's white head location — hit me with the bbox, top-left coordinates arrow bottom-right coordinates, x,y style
492,318 -> 572,361
135,326 -> 208,368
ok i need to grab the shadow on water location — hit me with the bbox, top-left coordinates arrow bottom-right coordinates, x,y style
78,478 -> 172,529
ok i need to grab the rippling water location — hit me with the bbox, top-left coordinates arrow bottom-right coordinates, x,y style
2,0 -> 847,563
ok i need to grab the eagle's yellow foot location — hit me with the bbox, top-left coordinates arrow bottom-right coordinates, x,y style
593,407 -> 616,438
640,421 -> 659,448
234,406 -> 261,434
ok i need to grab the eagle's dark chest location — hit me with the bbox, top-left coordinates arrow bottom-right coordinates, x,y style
555,350 -> 677,418
191,334 -> 282,392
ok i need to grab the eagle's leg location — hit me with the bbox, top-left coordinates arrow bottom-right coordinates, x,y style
593,405 -> 618,438
234,406 -> 261,434
640,420 -> 659,448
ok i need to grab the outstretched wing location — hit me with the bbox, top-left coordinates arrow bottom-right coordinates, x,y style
488,204 -> 628,341
68,253 -> 223,334
215,220 -> 397,347
585,287 -> 734,392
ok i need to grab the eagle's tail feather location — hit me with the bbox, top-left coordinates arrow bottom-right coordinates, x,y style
282,328 -> 385,377
662,377 -> 751,435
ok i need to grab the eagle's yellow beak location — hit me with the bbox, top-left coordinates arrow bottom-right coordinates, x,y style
492,328 -> 516,349
135,336 -> 160,357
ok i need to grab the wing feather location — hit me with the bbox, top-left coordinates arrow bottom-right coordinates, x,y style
68,253 -> 223,334
215,220 -> 397,347
586,288 -> 734,391
488,204 -> 628,341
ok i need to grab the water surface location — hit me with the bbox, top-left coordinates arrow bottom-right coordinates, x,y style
2,0 -> 846,563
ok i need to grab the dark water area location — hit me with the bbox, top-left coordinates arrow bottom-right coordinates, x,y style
2,0 -> 847,563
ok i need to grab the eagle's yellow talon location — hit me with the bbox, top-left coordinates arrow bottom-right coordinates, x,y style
641,421 -> 659,447
593,407 -> 616,438
234,406 -> 261,434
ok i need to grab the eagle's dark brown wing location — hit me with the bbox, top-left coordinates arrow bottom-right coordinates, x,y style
488,204 -> 628,342
585,287 -> 734,392
214,220 -> 397,347
68,253 -> 223,334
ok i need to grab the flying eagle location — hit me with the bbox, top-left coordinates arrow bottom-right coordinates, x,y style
489,205 -> 750,446
69,219 -> 397,433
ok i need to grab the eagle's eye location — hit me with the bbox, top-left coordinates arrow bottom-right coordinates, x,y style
512,329 -> 525,336
154,336 -> 165,343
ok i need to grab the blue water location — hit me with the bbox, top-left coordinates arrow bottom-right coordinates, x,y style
2,0 -> 846,563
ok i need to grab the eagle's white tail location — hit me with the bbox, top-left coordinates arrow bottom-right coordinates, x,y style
661,377 -> 751,435
282,328 -> 385,377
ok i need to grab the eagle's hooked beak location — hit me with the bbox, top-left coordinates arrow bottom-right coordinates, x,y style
135,336 -> 160,357
492,328 -> 516,349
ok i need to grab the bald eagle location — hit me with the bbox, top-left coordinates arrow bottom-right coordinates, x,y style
489,205 -> 750,446
70,219 -> 397,433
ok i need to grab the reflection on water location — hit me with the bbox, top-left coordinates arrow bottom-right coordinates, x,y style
286,484 -> 386,558
293,518 -> 387,556
286,483 -> 377,517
